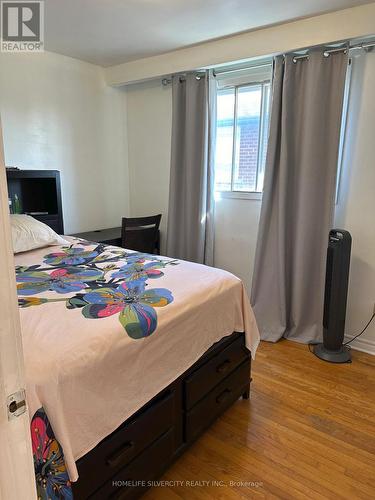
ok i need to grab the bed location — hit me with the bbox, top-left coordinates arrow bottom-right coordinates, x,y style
15,235 -> 260,499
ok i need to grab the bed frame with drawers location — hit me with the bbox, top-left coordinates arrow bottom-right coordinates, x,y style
5,173 -> 252,499
72,331 -> 251,499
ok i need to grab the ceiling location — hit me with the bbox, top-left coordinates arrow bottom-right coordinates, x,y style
44,0 -> 373,67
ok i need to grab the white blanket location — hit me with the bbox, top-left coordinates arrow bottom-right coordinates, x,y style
15,238 -> 260,481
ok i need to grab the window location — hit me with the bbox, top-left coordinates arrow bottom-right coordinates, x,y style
215,65 -> 272,195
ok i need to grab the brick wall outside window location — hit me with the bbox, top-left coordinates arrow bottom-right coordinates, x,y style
235,117 -> 260,190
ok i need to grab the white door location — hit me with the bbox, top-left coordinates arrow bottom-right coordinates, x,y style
0,121 -> 37,500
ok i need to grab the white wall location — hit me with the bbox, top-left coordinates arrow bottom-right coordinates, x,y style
214,197 -> 261,292
335,51 -> 375,353
0,51 -> 129,234
126,80 -> 172,254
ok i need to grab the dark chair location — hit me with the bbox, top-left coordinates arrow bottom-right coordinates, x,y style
121,214 -> 162,254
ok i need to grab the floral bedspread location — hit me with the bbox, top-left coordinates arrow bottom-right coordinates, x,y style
31,408 -> 73,499
22,240 -> 178,498
17,240 -> 178,339
16,238 -> 259,484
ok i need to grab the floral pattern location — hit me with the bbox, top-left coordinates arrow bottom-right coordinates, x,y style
31,408 -> 72,500
18,297 -> 49,308
16,243 -> 178,339
81,280 -> 173,339
44,247 -> 101,266
17,267 -> 104,295
112,261 -> 168,282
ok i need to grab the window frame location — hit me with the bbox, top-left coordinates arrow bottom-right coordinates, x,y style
215,64 -> 272,199
335,57 -> 352,205
217,190 -> 263,201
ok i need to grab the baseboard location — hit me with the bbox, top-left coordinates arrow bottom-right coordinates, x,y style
344,335 -> 375,355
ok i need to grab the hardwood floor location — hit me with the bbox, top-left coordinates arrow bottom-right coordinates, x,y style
143,340 -> 375,500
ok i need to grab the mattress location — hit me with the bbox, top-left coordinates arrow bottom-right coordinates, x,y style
15,237 -> 260,481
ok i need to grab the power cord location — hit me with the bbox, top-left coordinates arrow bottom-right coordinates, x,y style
343,311 -> 375,346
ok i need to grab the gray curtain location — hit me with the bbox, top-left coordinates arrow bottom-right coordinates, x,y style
166,71 -> 216,265
251,48 -> 348,343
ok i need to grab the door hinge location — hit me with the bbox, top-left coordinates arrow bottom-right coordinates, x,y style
7,389 -> 26,420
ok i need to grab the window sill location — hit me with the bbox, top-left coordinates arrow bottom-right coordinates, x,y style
215,191 -> 263,201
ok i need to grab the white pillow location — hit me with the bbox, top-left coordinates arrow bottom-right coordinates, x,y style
10,214 -> 69,254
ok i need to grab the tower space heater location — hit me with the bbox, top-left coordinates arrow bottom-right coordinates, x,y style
313,229 -> 352,363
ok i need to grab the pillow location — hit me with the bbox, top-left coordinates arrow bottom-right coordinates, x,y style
10,214 -> 69,254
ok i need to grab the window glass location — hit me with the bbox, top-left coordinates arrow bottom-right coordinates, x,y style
215,88 -> 235,191
214,68 -> 272,194
233,85 -> 262,192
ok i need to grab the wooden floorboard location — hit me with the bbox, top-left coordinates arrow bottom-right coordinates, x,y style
143,340 -> 375,499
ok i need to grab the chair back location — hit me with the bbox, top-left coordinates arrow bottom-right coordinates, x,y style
121,214 -> 162,254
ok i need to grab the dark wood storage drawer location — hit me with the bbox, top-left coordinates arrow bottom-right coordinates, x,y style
184,335 -> 249,410
91,428 -> 175,500
73,391 -> 175,499
185,359 -> 250,442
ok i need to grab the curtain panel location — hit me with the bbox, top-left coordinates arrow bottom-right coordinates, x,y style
251,49 -> 348,343
166,71 -> 216,265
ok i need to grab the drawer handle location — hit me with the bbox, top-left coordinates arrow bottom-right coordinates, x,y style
216,359 -> 231,374
106,441 -> 134,468
216,389 -> 231,404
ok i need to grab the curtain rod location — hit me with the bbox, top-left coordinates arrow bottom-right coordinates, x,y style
162,63 -> 270,84
162,72 -> 205,86
291,40 -> 375,62
162,39 -> 375,84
